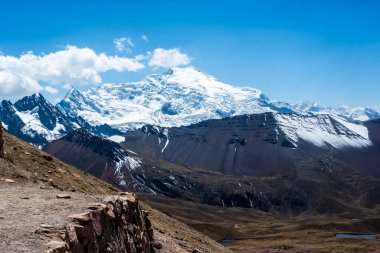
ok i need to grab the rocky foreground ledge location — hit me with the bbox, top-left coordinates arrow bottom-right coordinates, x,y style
44,192 -> 156,253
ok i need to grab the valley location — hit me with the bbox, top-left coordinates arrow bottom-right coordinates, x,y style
139,194 -> 380,253
2,1 -> 380,252
1,67 -> 380,252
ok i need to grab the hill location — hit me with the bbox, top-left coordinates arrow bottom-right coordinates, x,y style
0,126 -> 231,253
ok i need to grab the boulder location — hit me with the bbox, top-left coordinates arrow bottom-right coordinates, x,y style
47,192 -> 155,253
56,194 -> 71,199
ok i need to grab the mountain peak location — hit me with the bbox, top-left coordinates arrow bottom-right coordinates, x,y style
14,93 -> 48,111
164,66 -> 209,75
162,66 -> 216,83
63,87 -> 82,100
293,101 -> 319,111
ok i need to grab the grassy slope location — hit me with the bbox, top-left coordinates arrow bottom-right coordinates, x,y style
140,194 -> 380,253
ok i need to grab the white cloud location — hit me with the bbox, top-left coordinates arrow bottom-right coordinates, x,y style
0,45 -> 145,97
44,86 -> 59,94
141,35 -> 149,42
62,84 -> 73,90
148,48 -> 191,68
0,71 -> 42,97
114,37 -> 134,52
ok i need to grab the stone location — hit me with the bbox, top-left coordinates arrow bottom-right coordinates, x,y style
73,224 -> 85,240
40,224 -> 54,228
142,210 -> 150,217
102,196 -> 115,203
50,180 -> 59,188
5,179 -> 15,183
46,240 -> 69,253
43,154 -> 54,161
118,193 -> 136,203
35,228 -> 52,234
56,194 -> 71,199
45,192 -> 154,253
88,203 -> 106,210
106,209 -> 115,220
69,213 -> 92,223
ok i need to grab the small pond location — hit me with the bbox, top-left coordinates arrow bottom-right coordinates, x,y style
336,233 -> 378,239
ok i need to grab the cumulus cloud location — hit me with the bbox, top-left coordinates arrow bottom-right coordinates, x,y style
44,86 -> 59,94
141,35 -> 149,42
148,48 -> 191,68
0,71 -> 42,97
114,37 -> 134,52
0,45 -> 145,97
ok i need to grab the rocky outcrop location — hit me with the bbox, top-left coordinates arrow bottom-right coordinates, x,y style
46,192 -> 155,253
0,121 -> 4,158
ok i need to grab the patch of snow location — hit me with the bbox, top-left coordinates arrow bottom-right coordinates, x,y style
161,138 -> 170,153
16,110 -> 66,141
125,156 -> 142,171
126,149 -> 138,155
249,198 -> 253,208
107,135 -> 125,143
275,114 -> 372,149
275,100 -> 380,122
334,117 -> 369,139
161,128 -> 169,138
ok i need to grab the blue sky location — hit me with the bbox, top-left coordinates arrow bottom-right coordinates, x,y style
0,0 -> 380,107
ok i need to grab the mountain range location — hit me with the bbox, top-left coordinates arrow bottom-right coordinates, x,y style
2,66 -> 380,252
1,67 -> 379,146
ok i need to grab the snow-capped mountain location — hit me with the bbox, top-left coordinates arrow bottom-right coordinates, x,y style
0,93 -> 89,145
57,67 -> 379,132
273,100 -> 380,122
57,67 -> 288,131
1,66 -> 379,146
121,112 -> 379,178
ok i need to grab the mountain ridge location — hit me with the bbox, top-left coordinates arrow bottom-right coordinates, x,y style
1,66 -> 380,146
57,66 -> 380,130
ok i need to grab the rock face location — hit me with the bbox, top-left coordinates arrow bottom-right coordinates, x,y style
122,113 -> 376,177
0,121 -> 4,158
43,128 -> 145,190
46,193 -> 154,253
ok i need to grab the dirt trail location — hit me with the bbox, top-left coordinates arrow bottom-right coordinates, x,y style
0,183 -> 103,253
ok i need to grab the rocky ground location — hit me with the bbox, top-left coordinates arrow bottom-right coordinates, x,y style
0,183 -> 103,252
0,129 -> 231,253
0,182 -> 230,253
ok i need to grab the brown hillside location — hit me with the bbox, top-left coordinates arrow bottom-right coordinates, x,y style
0,129 -> 231,253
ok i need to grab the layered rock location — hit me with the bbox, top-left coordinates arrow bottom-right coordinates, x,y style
46,193 -> 155,253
